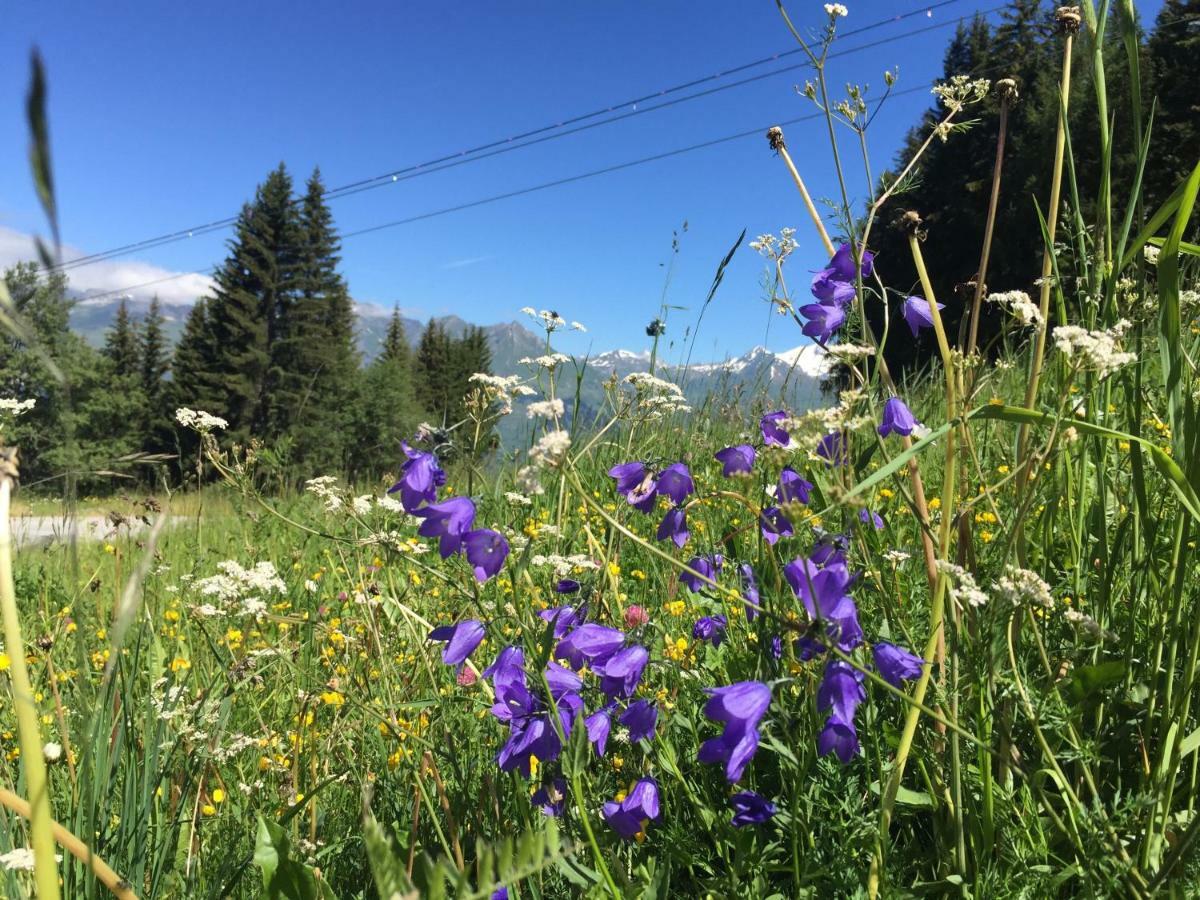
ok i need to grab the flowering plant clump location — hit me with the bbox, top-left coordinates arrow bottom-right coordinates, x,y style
6,3 -> 1198,898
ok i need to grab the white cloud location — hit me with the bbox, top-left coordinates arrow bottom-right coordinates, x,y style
0,226 -> 213,307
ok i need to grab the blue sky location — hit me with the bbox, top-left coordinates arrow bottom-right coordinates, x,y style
0,1 -> 1162,361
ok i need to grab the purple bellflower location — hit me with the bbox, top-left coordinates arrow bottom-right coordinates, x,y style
657,507 -> 689,548
739,563 -> 761,621
619,699 -> 658,742
729,791 -> 777,827
778,467 -> 814,505
760,506 -> 794,546
698,681 -> 771,783
681,554 -> 723,593
388,442 -> 447,512
656,462 -> 695,505
760,411 -> 791,448
902,295 -> 944,337
462,529 -> 509,582
595,645 -> 650,698
873,641 -> 925,687
554,623 -> 624,670
878,396 -> 920,438
602,777 -> 661,840
414,496 -> 476,558
428,619 -> 485,666
799,302 -> 847,343
693,614 -> 729,647
715,444 -> 756,476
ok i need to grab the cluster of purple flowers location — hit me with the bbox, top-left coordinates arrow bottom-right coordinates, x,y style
388,441 -> 510,582
781,541 -> 924,762
800,243 -> 875,343
698,681 -> 777,826
450,609 -> 661,839
608,460 -> 696,549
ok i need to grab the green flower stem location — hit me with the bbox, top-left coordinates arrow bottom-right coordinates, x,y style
0,476 -> 61,900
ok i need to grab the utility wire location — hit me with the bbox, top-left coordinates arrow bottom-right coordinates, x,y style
75,71 -> 997,304
49,1 -> 976,273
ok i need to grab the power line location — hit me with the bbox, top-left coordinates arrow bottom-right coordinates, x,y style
74,71 -> 999,305
50,0 -> 978,273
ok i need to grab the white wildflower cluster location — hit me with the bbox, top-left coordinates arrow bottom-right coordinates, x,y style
994,567 -> 1054,609
175,407 -> 228,432
519,353 -> 573,371
305,475 -> 345,512
514,429 -> 572,498
504,491 -> 532,506
988,290 -> 1043,327
192,560 -> 286,619
931,75 -> 991,113
1053,320 -> 1135,378
151,677 -> 224,747
0,848 -> 62,872
0,398 -> 35,416
784,388 -> 871,454
531,553 -> 599,577
1143,244 -> 1160,265
520,307 -> 586,334
937,561 -> 989,608
1064,607 -> 1111,641
361,531 -> 431,554
824,343 -> 876,363
622,372 -> 691,418
469,373 -> 537,417
883,549 -> 911,565
526,398 -> 565,420
824,3 -> 848,17
749,227 -> 798,262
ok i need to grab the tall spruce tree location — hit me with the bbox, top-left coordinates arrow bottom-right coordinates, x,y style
102,299 -> 141,377
350,307 -> 425,476
415,320 -> 455,424
198,164 -> 302,447
139,296 -> 172,455
275,168 -> 359,473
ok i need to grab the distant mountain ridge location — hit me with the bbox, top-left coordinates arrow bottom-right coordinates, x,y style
69,294 -> 827,444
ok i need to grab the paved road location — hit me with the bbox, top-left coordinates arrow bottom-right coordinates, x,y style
10,515 -> 171,547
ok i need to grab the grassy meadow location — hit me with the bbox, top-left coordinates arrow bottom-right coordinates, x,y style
2,2 -> 1200,898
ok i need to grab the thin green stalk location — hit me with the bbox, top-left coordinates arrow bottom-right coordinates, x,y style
0,473 -> 62,900
1016,14 -> 1078,504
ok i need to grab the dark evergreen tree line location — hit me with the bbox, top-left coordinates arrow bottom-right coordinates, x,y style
2,163 -> 493,489
863,0 -> 1198,375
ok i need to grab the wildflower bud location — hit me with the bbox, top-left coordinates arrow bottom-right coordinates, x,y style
896,210 -> 925,239
43,742 -> 63,764
766,126 -> 786,153
1055,6 -> 1082,34
883,70 -> 895,88
996,77 -> 1019,105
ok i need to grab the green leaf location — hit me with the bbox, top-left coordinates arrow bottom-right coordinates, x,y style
26,50 -> 58,250
254,815 -> 338,900
869,781 -> 934,808
1064,662 -> 1127,705
362,810 -> 417,900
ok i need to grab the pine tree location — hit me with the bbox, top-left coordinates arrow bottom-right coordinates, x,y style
102,299 -> 141,378
381,307 -> 411,364
1143,0 -> 1200,211
171,298 -> 219,417
140,297 -> 170,398
139,296 -> 173,455
200,164 -> 302,446
275,168 -> 359,473
415,320 -> 454,423
349,308 -> 425,476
